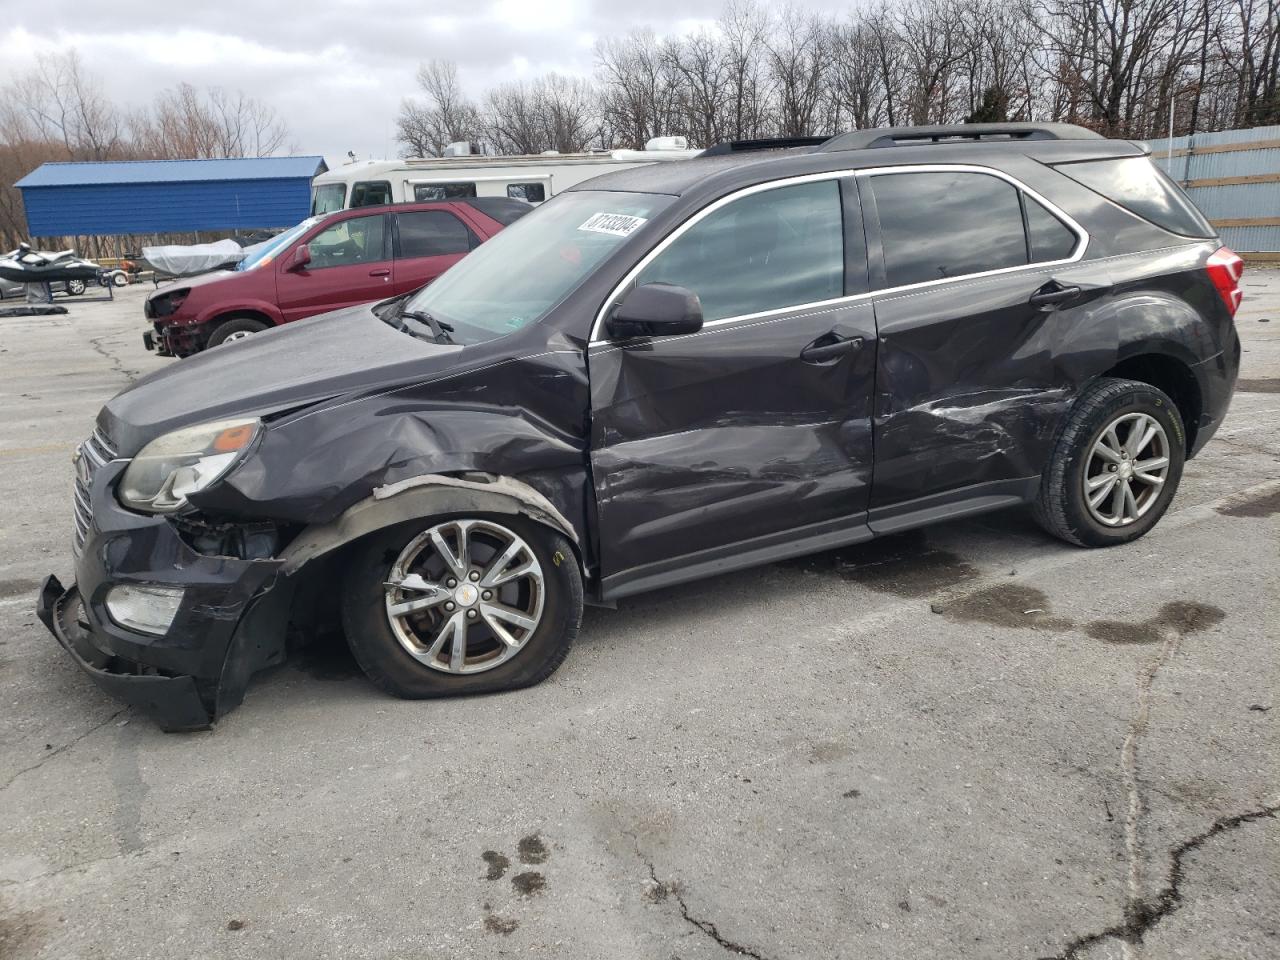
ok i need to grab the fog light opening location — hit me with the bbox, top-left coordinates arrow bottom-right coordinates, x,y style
104,584 -> 185,636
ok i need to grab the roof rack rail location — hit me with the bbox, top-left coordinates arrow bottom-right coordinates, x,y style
819,123 -> 1103,152
701,136 -> 832,157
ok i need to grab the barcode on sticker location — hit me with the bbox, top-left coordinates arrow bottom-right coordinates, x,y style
578,213 -> 647,237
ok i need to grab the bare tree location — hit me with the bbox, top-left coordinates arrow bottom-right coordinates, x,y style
768,5 -> 831,136
485,74 -> 600,154
597,30 -> 686,148
719,0 -> 774,139
131,83 -> 290,158
1218,0 -> 1280,126
396,60 -> 481,157
1036,0 -> 1198,135
5,50 -> 125,160
664,30 -> 732,147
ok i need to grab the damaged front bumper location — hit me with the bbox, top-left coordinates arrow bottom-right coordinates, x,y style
37,576 -> 215,731
36,461 -> 289,732
142,317 -> 199,357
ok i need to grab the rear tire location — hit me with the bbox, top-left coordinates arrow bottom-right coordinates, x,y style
65,279 -> 86,296
1033,377 -> 1185,547
206,316 -> 268,347
341,515 -> 583,699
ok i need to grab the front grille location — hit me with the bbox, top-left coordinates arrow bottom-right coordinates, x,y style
73,427 -> 117,556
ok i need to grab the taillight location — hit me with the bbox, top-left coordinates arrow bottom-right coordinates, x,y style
1206,246 -> 1244,316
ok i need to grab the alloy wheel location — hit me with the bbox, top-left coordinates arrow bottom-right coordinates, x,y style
1082,412 -> 1171,527
383,519 -> 545,674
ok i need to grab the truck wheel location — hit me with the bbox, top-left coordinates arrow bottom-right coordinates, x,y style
66,279 -> 86,295
1033,378 -> 1185,547
207,316 -> 268,347
341,516 -> 583,699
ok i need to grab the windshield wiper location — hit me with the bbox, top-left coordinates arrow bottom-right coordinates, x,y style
397,308 -> 456,344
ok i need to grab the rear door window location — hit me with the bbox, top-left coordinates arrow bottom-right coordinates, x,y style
350,181 -> 393,207
1056,156 -> 1213,237
414,182 -> 477,201
871,171 -> 1027,287
396,211 -> 475,258
635,179 -> 845,322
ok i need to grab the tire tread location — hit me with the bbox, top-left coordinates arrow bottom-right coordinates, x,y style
1033,377 -> 1184,547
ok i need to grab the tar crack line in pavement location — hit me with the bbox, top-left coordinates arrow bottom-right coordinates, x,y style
1036,602 -> 1275,960
0,708 -> 128,794
1038,803 -> 1280,960
633,840 -> 775,960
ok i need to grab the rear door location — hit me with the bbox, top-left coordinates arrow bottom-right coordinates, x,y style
589,176 -> 878,596
275,212 -> 392,322
860,166 -> 1103,525
391,208 -> 478,296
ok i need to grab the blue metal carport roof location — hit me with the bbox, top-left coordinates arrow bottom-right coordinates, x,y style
14,156 -> 328,237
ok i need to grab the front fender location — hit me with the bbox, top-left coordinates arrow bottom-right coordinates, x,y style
278,473 -> 582,575
194,298 -> 284,327
187,343 -> 594,565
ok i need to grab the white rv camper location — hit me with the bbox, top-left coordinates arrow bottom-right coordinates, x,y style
310,138 -> 701,213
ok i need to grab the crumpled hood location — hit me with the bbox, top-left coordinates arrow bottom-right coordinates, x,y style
100,303 -> 462,455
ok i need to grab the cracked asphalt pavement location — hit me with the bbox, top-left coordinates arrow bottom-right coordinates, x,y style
1,277 -> 1277,959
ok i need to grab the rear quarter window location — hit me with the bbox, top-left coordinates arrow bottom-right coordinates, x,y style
463,197 -> 534,226
1056,157 -> 1213,238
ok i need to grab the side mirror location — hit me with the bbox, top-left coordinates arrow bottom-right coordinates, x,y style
606,283 -> 703,339
287,244 -> 312,271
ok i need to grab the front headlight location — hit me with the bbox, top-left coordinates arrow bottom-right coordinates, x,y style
118,417 -> 260,514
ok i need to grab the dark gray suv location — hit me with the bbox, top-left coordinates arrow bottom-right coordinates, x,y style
38,123 -> 1243,730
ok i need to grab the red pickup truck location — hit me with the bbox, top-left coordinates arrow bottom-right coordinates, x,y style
143,198 -> 528,357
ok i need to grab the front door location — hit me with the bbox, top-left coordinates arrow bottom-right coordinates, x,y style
276,212 -> 392,322
589,177 -> 877,597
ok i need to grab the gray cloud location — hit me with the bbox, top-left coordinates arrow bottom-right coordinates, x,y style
0,0 -> 853,165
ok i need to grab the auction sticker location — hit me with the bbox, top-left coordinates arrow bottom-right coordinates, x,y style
578,213 -> 648,237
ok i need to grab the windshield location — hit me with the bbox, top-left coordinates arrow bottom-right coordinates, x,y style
404,190 -> 673,344
236,218 -> 321,271
312,183 -> 346,214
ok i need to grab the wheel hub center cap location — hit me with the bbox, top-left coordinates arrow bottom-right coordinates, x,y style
453,584 -> 479,607
1118,461 -> 1134,480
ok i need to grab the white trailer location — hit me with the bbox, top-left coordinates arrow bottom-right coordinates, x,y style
310,138 -> 701,213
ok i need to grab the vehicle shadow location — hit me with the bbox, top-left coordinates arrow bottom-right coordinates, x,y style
271,507 -> 1062,693
579,507 -> 1063,641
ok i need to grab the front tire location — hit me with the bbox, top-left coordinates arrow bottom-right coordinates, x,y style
341,516 -> 583,699
65,279 -> 86,296
1034,378 -> 1185,547
206,316 -> 268,347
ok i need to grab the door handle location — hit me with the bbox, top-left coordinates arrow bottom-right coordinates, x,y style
800,335 -> 863,363
369,268 -> 391,278
1029,283 -> 1082,309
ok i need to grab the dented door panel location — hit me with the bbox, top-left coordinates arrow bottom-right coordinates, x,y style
869,258 -> 1115,508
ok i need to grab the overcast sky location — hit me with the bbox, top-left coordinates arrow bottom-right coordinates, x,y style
0,0 -> 850,167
